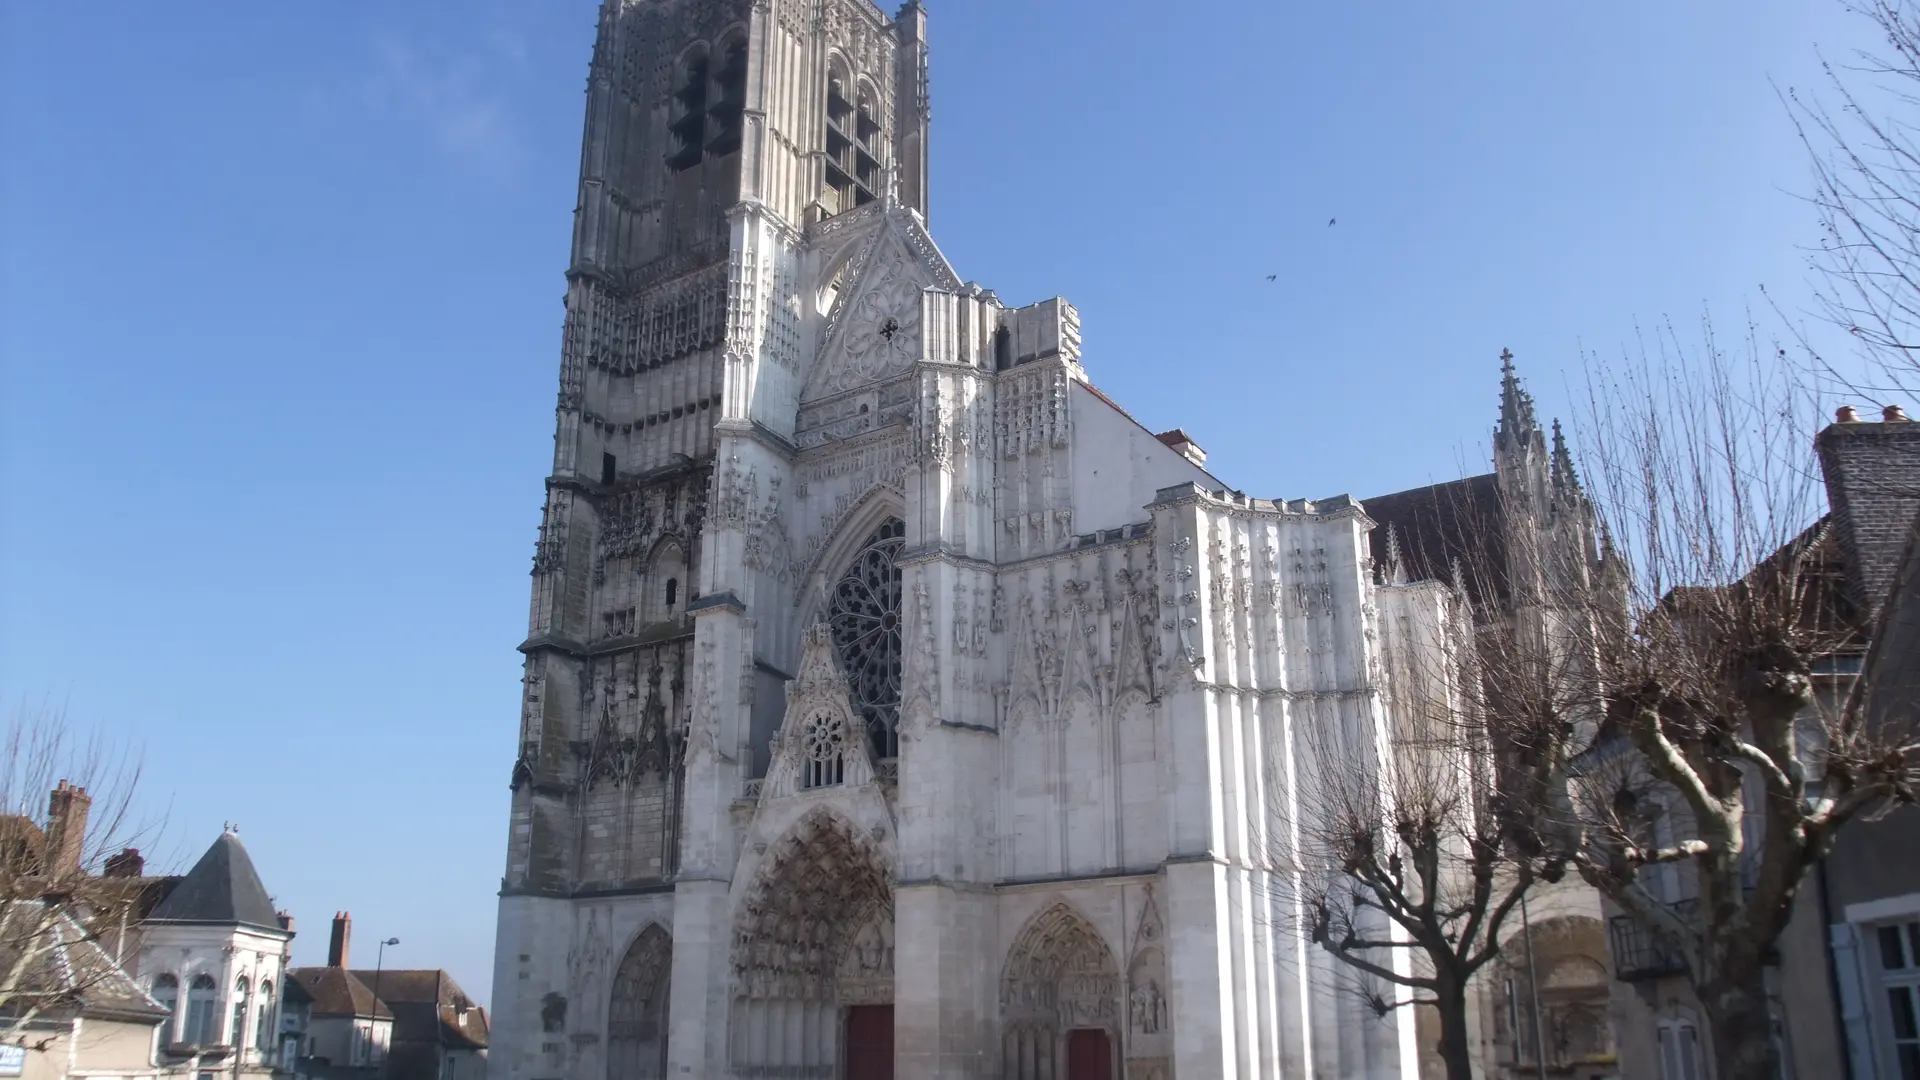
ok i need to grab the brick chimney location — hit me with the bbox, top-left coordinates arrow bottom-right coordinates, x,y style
328,912 -> 352,968
277,911 -> 296,936
1155,429 -> 1207,467
103,847 -> 144,878
43,781 -> 90,880
1817,407 -> 1920,618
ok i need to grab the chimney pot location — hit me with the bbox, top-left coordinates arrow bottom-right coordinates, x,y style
103,847 -> 144,878
328,911 -> 352,968
1838,405 -> 1862,423
1885,404 -> 1911,422
44,781 -> 91,881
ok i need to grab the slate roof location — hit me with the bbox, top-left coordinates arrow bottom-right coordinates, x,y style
289,967 -> 391,1020
146,832 -> 282,931
345,969 -> 489,1051
0,903 -> 168,1024
1361,472 -> 1511,611
1862,512 -> 1920,727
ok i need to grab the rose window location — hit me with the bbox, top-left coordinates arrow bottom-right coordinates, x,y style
827,518 -> 905,759
800,713 -> 846,789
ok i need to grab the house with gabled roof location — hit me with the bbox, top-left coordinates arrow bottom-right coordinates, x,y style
286,913 -> 487,1080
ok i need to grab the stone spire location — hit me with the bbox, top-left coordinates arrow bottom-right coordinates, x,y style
1494,347 -> 1542,454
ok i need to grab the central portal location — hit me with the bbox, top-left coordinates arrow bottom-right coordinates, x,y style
845,1005 -> 894,1080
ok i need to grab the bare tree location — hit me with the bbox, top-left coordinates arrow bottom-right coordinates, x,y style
1271,466 -> 1607,1080
0,697 -> 155,1048
1788,0 -> 1920,394
1536,322 -> 1919,1080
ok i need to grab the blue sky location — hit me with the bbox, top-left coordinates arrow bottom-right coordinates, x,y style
0,1 -> 1878,1004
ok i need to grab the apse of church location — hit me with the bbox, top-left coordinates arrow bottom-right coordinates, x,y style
489,2 -> 1572,1078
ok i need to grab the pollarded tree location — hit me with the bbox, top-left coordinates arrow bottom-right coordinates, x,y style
0,699 -> 157,1049
1534,324 -> 1919,1080
1274,461 -> 1609,1080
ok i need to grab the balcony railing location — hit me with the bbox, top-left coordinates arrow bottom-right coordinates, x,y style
1608,898 -> 1696,981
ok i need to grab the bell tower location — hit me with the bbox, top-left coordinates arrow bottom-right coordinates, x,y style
492,5 -> 934,1080
571,0 -> 929,284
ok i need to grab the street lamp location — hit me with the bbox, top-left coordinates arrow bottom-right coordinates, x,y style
371,937 -> 400,1068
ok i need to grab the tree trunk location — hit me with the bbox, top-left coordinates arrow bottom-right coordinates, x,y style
1433,972 -> 1477,1080
1703,979 -> 1781,1080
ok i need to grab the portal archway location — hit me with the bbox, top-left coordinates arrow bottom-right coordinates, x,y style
606,924 -> 670,1080
1001,902 -> 1122,1080
730,809 -> 894,1075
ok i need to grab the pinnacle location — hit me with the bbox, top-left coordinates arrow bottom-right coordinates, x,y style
1496,348 -> 1540,448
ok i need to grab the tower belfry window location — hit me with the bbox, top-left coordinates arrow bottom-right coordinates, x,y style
669,49 -> 710,171
706,35 -> 747,158
823,67 -> 880,214
602,453 -> 617,485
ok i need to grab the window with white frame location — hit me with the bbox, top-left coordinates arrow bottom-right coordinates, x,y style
255,980 -> 275,1052
231,976 -> 249,1047
150,974 -> 179,1041
1656,1016 -> 1703,1080
1875,918 -> 1920,1080
185,975 -> 218,1045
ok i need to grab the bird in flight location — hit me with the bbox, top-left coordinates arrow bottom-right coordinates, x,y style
1266,274 -> 1277,282
1328,217 -> 1337,227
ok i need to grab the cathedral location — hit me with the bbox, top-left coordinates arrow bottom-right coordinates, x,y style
485,2 -> 1609,1078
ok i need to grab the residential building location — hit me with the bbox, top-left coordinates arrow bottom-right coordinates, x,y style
131,828 -> 295,1080
1599,405 -> 1920,1080
287,914 -> 487,1080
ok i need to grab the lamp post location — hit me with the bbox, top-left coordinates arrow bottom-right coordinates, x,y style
371,937 -> 400,1070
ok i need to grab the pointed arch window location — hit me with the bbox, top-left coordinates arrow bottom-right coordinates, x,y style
607,925 -> 672,1080
827,518 -> 905,758
707,32 -> 747,157
823,63 -> 880,213
668,46 -> 711,171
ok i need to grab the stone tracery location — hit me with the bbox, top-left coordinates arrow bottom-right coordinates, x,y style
827,518 -> 906,758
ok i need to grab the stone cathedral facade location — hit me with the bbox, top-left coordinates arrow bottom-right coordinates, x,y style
486,3 -> 1609,1079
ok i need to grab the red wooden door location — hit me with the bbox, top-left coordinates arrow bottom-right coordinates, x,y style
844,1004 -> 893,1080
1066,1028 -> 1111,1080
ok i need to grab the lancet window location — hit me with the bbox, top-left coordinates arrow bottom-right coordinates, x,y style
668,33 -> 746,173
824,63 -> 881,213
827,518 -> 904,758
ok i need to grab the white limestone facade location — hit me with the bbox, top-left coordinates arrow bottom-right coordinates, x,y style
486,2 -> 1486,1077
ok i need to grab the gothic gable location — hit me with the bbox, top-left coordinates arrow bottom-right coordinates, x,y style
760,624 -> 877,800
803,209 -> 962,404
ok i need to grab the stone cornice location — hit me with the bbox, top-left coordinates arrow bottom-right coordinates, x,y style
993,867 -> 1162,893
